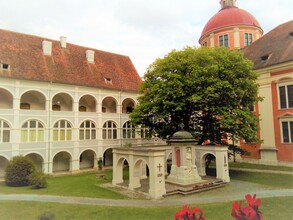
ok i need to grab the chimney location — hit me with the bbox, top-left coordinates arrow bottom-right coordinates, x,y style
60,36 -> 67,48
86,50 -> 95,63
42,40 -> 52,56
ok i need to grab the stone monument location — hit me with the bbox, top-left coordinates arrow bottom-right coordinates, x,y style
166,130 -> 203,185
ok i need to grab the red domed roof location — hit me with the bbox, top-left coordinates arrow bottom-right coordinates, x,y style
201,6 -> 262,38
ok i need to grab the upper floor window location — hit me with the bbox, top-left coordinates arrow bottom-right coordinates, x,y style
279,84 -> 293,109
202,41 -> 208,47
53,120 -> 72,141
21,120 -> 44,142
122,121 -> 135,139
140,126 -> 150,139
79,120 -> 96,140
219,34 -> 229,47
0,120 -> 10,143
281,119 -> 293,143
102,121 -> 117,139
244,33 -> 253,46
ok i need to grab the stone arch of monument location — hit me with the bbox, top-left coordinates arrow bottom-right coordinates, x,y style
112,145 -> 168,199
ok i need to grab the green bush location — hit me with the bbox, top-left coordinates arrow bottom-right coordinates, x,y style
5,156 -> 36,187
29,171 -> 47,189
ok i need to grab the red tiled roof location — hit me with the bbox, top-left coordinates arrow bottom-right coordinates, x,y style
0,29 -> 142,92
243,20 -> 293,70
200,6 -> 262,39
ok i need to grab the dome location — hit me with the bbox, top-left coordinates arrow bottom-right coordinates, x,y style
200,6 -> 262,39
172,131 -> 194,139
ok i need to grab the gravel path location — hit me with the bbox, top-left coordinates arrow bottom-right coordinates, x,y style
0,180 -> 292,207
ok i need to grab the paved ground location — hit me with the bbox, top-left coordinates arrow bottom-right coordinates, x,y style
0,168 -> 292,207
0,179 -> 292,207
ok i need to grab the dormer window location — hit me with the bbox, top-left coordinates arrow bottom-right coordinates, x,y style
104,77 -> 112,84
1,63 -> 10,70
261,55 -> 270,61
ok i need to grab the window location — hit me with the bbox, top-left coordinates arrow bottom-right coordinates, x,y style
79,120 -> 96,140
281,120 -> 293,143
279,84 -> 293,109
21,120 -> 44,142
1,63 -> 10,70
244,33 -> 253,46
202,41 -> 207,47
53,120 -> 72,141
102,121 -> 117,139
140,126 -> 150,139
122,121 -> 135,139
219,34 -> 229,47
0,120 -> 10,143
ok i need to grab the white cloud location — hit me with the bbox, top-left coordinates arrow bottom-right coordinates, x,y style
0,0 -> 292,76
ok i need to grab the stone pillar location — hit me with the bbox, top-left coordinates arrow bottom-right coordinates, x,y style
215,150 -> 230,182
149,156 -> 166,199
112,153 -> 123,185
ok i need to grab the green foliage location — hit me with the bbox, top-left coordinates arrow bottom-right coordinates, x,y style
130,47 -> 260,144
5,156 -> 36,187
29,171 -> 48,189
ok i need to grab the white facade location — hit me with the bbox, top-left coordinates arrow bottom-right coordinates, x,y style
0,77 -> 156,175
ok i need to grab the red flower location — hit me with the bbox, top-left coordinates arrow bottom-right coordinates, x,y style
174,205 -> 205,220
231,194 -> 263,220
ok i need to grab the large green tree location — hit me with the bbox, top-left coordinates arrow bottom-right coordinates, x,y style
130,47 -> 261,144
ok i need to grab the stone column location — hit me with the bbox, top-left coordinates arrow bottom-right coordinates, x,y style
149,156 -> 166,199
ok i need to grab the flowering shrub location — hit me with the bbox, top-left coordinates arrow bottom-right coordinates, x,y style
174,205 -> 205,220
231,194 -> 263,220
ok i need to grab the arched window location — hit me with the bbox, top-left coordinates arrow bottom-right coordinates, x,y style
102,121 -> 117,139
79,120 -> 96,140
0,120 -> 10,143
53,120 -> 72,141
21,120 -> 44,142
140,126 -> 150,139
123,121 -> 135,139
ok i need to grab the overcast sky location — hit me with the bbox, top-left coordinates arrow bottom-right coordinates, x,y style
0,0 -> 292,76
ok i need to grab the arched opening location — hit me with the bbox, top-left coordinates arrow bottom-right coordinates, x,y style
79,150 -> 96,169
102,97 -> 117,113
122,98 -> 135,114
103,148 -> 113,167
166,152 -> 172,175
25,153 -> 44,171
52,93 -> 73,111
202,153 -> 216,177
134,159 -> 150,193
0,88 -> 13,109
79,95 -> 96,112
116,157 -> 129,187
53,151 -> 71,172
20,91 -> 46,110
0,156 -> 8,178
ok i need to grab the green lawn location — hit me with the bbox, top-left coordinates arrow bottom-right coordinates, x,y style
0,170 -> 126,199
0,196 -> 292,220
228,162 -> 293,172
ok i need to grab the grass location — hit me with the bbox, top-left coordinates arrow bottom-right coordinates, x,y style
230,170 -> 293,188
0,170 -> 126,199
0,196 -> 292,220
228,162 -> 293,172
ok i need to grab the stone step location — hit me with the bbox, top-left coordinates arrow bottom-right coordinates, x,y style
164,180 -> 227,197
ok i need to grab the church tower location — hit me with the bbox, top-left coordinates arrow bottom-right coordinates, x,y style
199,0 -> 263,49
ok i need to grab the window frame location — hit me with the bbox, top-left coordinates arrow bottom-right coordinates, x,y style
102,121 -> 117,139
53,120 -> 72,141
79,120 -> 96,140
280,118 -> 293,144
0,119 -> 10,143
219,34 -> 229,47
278,82 -> 293,109
122,121 -> 135,139
244,33 -> 253,46
21,120 -> 44,143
